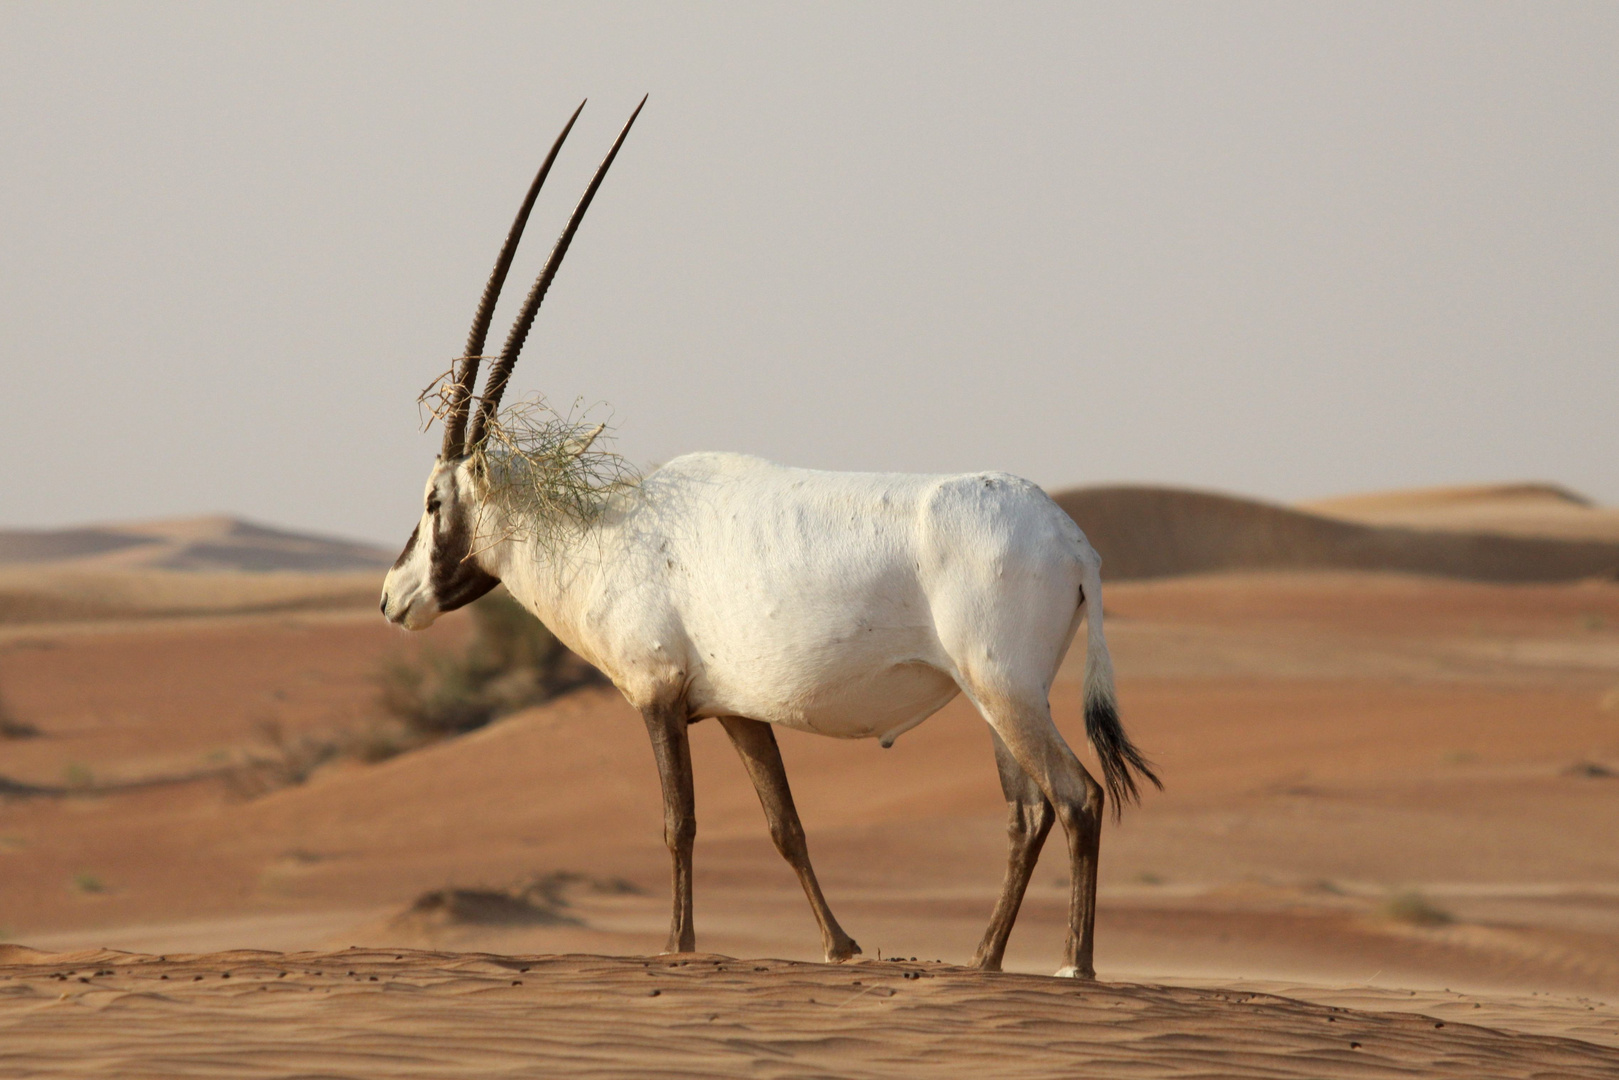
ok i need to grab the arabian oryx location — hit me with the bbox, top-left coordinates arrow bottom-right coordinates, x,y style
380,99 -> 1160,978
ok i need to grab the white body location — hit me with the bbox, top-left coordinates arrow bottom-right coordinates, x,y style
463,452 -> 1107,742
381,109 -> 1139,974
382,445 -> 1137,975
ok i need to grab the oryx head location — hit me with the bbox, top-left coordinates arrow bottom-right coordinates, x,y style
381,98 -> 644,629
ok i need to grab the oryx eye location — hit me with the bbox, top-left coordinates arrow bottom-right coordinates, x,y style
426,496 -> 441,515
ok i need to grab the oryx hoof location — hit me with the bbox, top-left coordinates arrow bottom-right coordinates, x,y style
826,938 -> 862,963
1053,964 -> 1096,979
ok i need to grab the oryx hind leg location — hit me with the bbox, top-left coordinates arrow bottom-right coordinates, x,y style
971,728 -> 1055,971
719,716 -> 861,962
961,679 -> 1105,979
640,701 -> 697,954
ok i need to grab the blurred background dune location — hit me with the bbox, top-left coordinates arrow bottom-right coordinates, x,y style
3,482 -> 1615,1018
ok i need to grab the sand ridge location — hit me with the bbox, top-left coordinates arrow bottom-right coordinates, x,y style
4,538 -> 1619,1074
1304,483 -> 1619,544
1052,484 -> 1619,581
3,947 -> 1618,1079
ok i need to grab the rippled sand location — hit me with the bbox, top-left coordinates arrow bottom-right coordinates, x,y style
4,946 -> 1618,1079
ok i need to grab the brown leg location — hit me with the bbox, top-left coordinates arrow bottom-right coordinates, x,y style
971,691 -> 1106,978
970,729 -> 1055,971
1055,775 -> 1104,978
641,702 -> 696,953
719,716 -> 861,962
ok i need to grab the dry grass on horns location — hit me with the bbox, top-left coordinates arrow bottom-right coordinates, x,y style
419,364 -> 639,549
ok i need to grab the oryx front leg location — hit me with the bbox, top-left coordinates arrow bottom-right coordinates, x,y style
971,729 -> 1055,972
719,716 -> 861,963
641,702 -> 696,954
973,692 -> 1105,979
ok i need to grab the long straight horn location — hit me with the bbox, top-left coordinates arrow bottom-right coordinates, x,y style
440,100 -> 587,459
469,95 -> 647,447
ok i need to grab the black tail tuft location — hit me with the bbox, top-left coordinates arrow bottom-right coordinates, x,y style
1084,691 -> 1163,820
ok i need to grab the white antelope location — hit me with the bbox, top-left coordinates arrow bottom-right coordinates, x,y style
381,100 -> 1159,977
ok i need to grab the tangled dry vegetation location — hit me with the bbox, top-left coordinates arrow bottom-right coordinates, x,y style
418,376 -> 638,552
470,397 -> 639,550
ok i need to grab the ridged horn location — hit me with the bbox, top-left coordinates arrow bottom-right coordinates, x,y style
468,95 -> 647,447
440,100 -> 586,458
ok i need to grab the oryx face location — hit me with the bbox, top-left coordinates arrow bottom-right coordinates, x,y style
380,457 -> 499,629
376,97 -> 643,633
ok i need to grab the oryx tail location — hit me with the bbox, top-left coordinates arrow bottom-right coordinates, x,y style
1079,561 -> 1162,817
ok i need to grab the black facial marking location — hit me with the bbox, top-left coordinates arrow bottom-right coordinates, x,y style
391,522 -> 421,570
429,487 -> 499,612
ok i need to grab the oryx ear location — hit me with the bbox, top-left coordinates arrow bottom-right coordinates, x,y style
462,453 -> 492,499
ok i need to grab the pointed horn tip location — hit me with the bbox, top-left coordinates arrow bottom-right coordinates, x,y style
469,94 -> 649,440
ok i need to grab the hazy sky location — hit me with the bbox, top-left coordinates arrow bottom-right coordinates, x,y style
3,3 -> 1613,545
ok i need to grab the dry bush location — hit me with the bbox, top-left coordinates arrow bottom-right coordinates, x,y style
222,719 -> 342,800
1381,889 -> 1454,927
342,721 -> 415,764
516,869 -> 644,908
378,588 -> 600,740
395,870 -> 643,930
221,717 -> 425,799
0,689 -> 39,740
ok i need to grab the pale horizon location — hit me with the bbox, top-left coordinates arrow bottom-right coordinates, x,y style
3,3 -> 1613,545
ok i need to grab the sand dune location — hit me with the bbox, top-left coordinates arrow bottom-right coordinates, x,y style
1052,484 -> 1619,581
2,947 -> 1617,1079
0,516 -> 395,628
0,567 -> 383,628
6,480 -> 1617,632
4,495 -> 1619,1074
4,574 -> 1615,982
1304,482 -> 1619,544
0,516 -> 393,574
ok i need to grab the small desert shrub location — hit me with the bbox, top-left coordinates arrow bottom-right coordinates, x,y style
378,588 -> 599,740
1382,889 -> 1454,927
343,721 -> 414,764
222,720 -> 342,800
0,690 -> 38,740
0,716 -> 38,740
72,872 -> 106,895
396,870 -> 642,930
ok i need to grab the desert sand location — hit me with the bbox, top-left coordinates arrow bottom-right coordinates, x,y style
3,498 -> 1618,1076
1054,483 -> 1619,582
1304,482 -> 1619,544
4,947 -> 1618,1078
